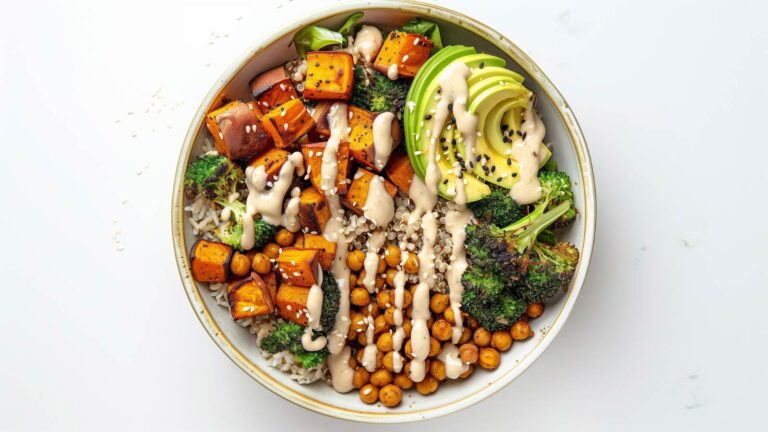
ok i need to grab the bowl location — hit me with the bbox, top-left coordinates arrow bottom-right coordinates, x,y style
171,0 -> 595,423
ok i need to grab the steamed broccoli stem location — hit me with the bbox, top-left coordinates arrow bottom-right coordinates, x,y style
494,201 -> 572,254
260,321 -> 329,368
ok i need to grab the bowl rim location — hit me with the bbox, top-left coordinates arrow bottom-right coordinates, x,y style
171,0 -> 596,423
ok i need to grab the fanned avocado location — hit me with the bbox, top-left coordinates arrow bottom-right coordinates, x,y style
404,46 -> 551,203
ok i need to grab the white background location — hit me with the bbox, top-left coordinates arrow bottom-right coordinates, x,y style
2,0 -> 767,430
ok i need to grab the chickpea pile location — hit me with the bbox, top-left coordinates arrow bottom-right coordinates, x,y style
238,231 -> 546,408
341,243 -> 545,408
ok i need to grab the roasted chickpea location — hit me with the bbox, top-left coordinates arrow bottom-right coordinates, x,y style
355,349 -> 365,365
403,252 -> 419,274
473,327 -> 491,347
230,252 -> 250,276
405,305 -> 414,319
347,250 -> 365,272
491,330 -> 513,352
350,287 -> 371,307
377,256 -> 387,274
428,337 -> 441,357
348,355 -> 358,369
379,384 -> 402,407
404,340 -> 413,359
429,293 -> 450,314
443,307 -> 456,324
347,326 -> 357,341
374,315 -> 389,334
385,268 -> 398,287
359,384 -> 379,404
349,313 -> 367,333
526,302 -> 544,319
357,331 -> 368,345
378,332 -> 394,352
466,316 -> 479,331
459,343 -> 479,364
431,319 -> 452,342
376,290 -> 391,309
250,252 -> 272,274
382,351 -> 395,371
394,372 -> 413,390
375,275 -> 386,290
511,320 -> 533,341
402,289 -> 413,308
459,365 -> 475,379
429,359 -> 447,381
357,270 -> 366,286
384,245 -> 401,267
349,273 -> 358,287
353,367 -> 370,388
458,327 -> 472,344
274,228 -> 295,246
478,347 -> 500,370
263,242 -> 280,259
370,368 -> 393,387
402,319 -> 412,337
363,304 -> 381,318
415,375 -> 439,395
384,307 -> 396,325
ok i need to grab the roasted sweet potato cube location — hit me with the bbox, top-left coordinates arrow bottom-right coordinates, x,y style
205,101 -> 274,160
261,99 -> 315,149
190,239 -> 234,283
227,274 -> 275,320
348,105 -> 402,171
275,247 -> 320,287
255,78 -> 299,113
247,148 -> 290,181
250,65 -> 290,98
276,283 -> 310,326
373,31 -> 433,78
303,51 -> 354,100
307,101 -> 332,141
298,187 -> 331,233
262,271 -> 278,303
384,151 -> 415,194
302,234 -> 337,270
341,168 -> 398,215
301,141 -> 350,195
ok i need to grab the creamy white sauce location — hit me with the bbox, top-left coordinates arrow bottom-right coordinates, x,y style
219,191 -> 240,222
372,112 -> 395,170
301,272 -> 327,351
241,153 -> 304,250
363,175 -> 395,228
391,238 -> 409,373
437,342 -> 469,379
387,63 -> 399,80
361,306 -> 378,373
351,25 -> 383,64
445,175 -> 472,343
362,231 -> 386,293
291,59 -> 307,83
510,99 -> 547,204
282,187 -> 301,233
327,346 -> 355,393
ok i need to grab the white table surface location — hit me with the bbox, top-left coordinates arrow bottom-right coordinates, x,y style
2,0 -> 767,430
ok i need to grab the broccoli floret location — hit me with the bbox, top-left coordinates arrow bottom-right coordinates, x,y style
319,271 -> 340,332
215,200 -> 276,250
462,268 -> 527,331
260,321 -> 329,369
469,187 -> 525,227
516,242 -> 579,303
523,170 -> 576,229
184,154 -> 243,201
351,66 -> 410,119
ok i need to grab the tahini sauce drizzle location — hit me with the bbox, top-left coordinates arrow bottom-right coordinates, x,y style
282,187 -> 301,232
445,169 -> 472,344
437,342 -> 469,379
351,25 -> 383,64
362,231 -> 386,293
387,64 -> 399,80
241,153 -> 304,250
510,98 -> 547,205
301,271 -> 327,351
361,306 -> 378,372
372,112 -> 395,170
321,102 -> 355,392
363,175 -> 395,228
430,62 -> 479,171
390,244 -> 408,373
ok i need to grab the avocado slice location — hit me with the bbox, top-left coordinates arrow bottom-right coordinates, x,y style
404,47 -> 549,203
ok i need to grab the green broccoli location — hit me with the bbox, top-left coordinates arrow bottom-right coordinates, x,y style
468,187 -> 525,227
351,66 -> 410,119
260,321 -> 329,368
215,200 -> 276,250
462,267 -> 527,331
319,271 -> 340,332
513,170 -> 576,229
184,154 -> 243,200
516,242 -> 579,303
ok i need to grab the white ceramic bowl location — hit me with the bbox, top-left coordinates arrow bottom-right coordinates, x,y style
172,0 -> 595,423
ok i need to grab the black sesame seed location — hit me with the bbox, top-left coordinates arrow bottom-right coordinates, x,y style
457,171 -> 463,179
440,137 -> 446,143
424,114 -> 432,120
479,62 -> 485,69
314,62 -> 319,67
475,155 -> 481,162
512,172 -> 518,177
501,124 -> 508,131
506,158 -> 512,166
491,166 -> 496,172
448,103 -> 453,111
442,145 -> 448,152
443,179 -> 448,185
469,161 -> 475,168
522,132 -> 527,140
496,177 -> 502,182
452,139 -> 457,145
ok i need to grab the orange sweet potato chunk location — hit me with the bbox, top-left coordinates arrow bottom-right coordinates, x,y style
384,151 -> 415,194
254,78 -> 300,113
302,234 -> 337,270
303,51 -> 354,100
275,247 -> 320,287
227,274 -> 275,320
341,168 -> 397,215
298,187 -> 331,233
276,283 -> 310,326
247,148 -> 290,181
190,239 -> 234,283
205,101 -> 274,160
261,99 -> 315,149
373,31 -> 433,78
348,105 -> 402,171
301,141 -> 350,195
